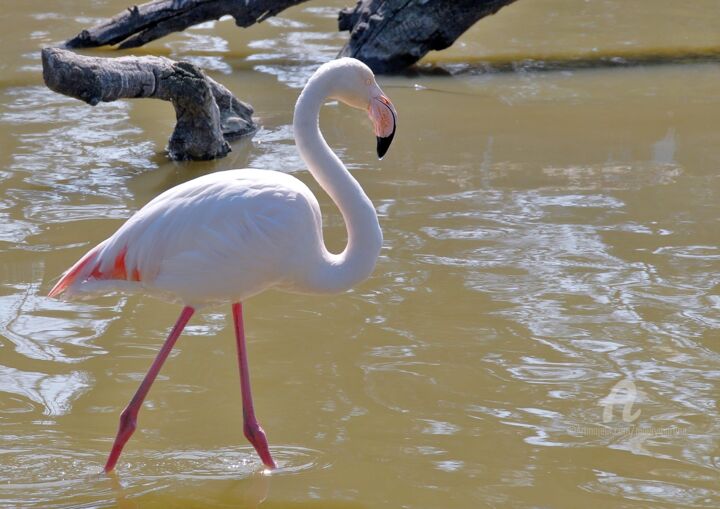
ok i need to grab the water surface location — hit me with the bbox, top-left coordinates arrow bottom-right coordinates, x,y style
0,1 -> 719,508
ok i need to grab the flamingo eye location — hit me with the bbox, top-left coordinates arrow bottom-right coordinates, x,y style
365,78 -> 372,86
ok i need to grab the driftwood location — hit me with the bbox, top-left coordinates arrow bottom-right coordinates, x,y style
338,0 -> 519,73
45,1 -> 521,159
66,0 -> 309,49
64,0 -> 519,72
42,47 -> 255,160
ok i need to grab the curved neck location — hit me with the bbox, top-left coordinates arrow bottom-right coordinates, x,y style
293,73 -> 382,293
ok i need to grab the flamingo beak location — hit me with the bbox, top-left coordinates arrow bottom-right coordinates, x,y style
369,94 -> 397,159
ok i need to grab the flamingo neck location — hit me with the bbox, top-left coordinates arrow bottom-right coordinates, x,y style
293,70 -> 383,293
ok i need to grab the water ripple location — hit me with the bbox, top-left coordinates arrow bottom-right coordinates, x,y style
0,264 -> 121,362
0,444 -> 323,508
407,163 -> 720,477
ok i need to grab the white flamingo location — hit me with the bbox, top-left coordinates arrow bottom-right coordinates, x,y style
48,57 -> 397,472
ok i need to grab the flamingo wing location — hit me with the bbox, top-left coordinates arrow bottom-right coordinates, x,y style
49,170 -> 322,304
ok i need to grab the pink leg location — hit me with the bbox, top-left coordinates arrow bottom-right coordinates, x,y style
104,305 -> 195,473
232,302 -> 276,469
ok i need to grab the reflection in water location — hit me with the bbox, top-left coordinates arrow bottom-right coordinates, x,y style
0,266 -> 121,363
249,7 -> 347,87
249,124 -> 304,172
111,470 -> 272,508
582,471 -> 720,507
127,445 -> 322,478
0,365 -> 91,416
167,23 -> 233,75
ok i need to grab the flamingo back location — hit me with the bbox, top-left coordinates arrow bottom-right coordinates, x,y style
49,169 -> 326,306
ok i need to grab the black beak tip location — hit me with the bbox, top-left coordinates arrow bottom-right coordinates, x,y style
376,129 -> 395,159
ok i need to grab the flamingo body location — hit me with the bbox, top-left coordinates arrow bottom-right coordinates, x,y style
51,169 -> 328,306
48,57 -> 397,472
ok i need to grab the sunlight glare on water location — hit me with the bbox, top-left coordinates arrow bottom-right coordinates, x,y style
0,1 -> 719,508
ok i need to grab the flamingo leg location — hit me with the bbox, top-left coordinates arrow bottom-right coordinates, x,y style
104,305 -> 195,473
232,302 -> 276,469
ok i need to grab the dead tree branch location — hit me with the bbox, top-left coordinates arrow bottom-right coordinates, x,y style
42,47 -> 255,160
65,0 -> 309,49
63,0 -> 519,73
338,0 -> 519,73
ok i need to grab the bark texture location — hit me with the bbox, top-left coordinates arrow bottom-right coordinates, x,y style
338,0 -> 519,73
65,0 -> 309,49
42,47 -> 255,160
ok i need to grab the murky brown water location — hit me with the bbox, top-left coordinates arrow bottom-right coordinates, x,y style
1,1 -> 719,508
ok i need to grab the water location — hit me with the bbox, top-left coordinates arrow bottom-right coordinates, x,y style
1,1 -> 719,507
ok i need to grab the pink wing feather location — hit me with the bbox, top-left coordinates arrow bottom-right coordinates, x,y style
48,242 -> 141,297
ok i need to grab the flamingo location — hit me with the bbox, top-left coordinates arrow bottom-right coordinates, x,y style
48,57 -> 397,472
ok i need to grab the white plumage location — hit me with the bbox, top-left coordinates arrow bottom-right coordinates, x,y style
57,169 -> 326,306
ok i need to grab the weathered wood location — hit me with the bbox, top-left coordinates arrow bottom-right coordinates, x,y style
41,47 -> 256,160
338,0 -> 519,73
64,0 -> 519,73
65,0 -> 309,50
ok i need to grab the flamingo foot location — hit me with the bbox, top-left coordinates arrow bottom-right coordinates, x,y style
104,407 -> 138,472
244,420 -> 276,469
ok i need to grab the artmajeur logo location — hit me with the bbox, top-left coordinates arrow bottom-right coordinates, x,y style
568,377 -> 687,439
600,378 -> 641,424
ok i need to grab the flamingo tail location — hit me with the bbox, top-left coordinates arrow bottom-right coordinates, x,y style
48,245 -> 103,297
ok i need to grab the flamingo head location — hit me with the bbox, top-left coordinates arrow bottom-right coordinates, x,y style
324,57 -> 398,159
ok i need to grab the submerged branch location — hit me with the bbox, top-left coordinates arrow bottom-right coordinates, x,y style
42,47 -> 256,160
